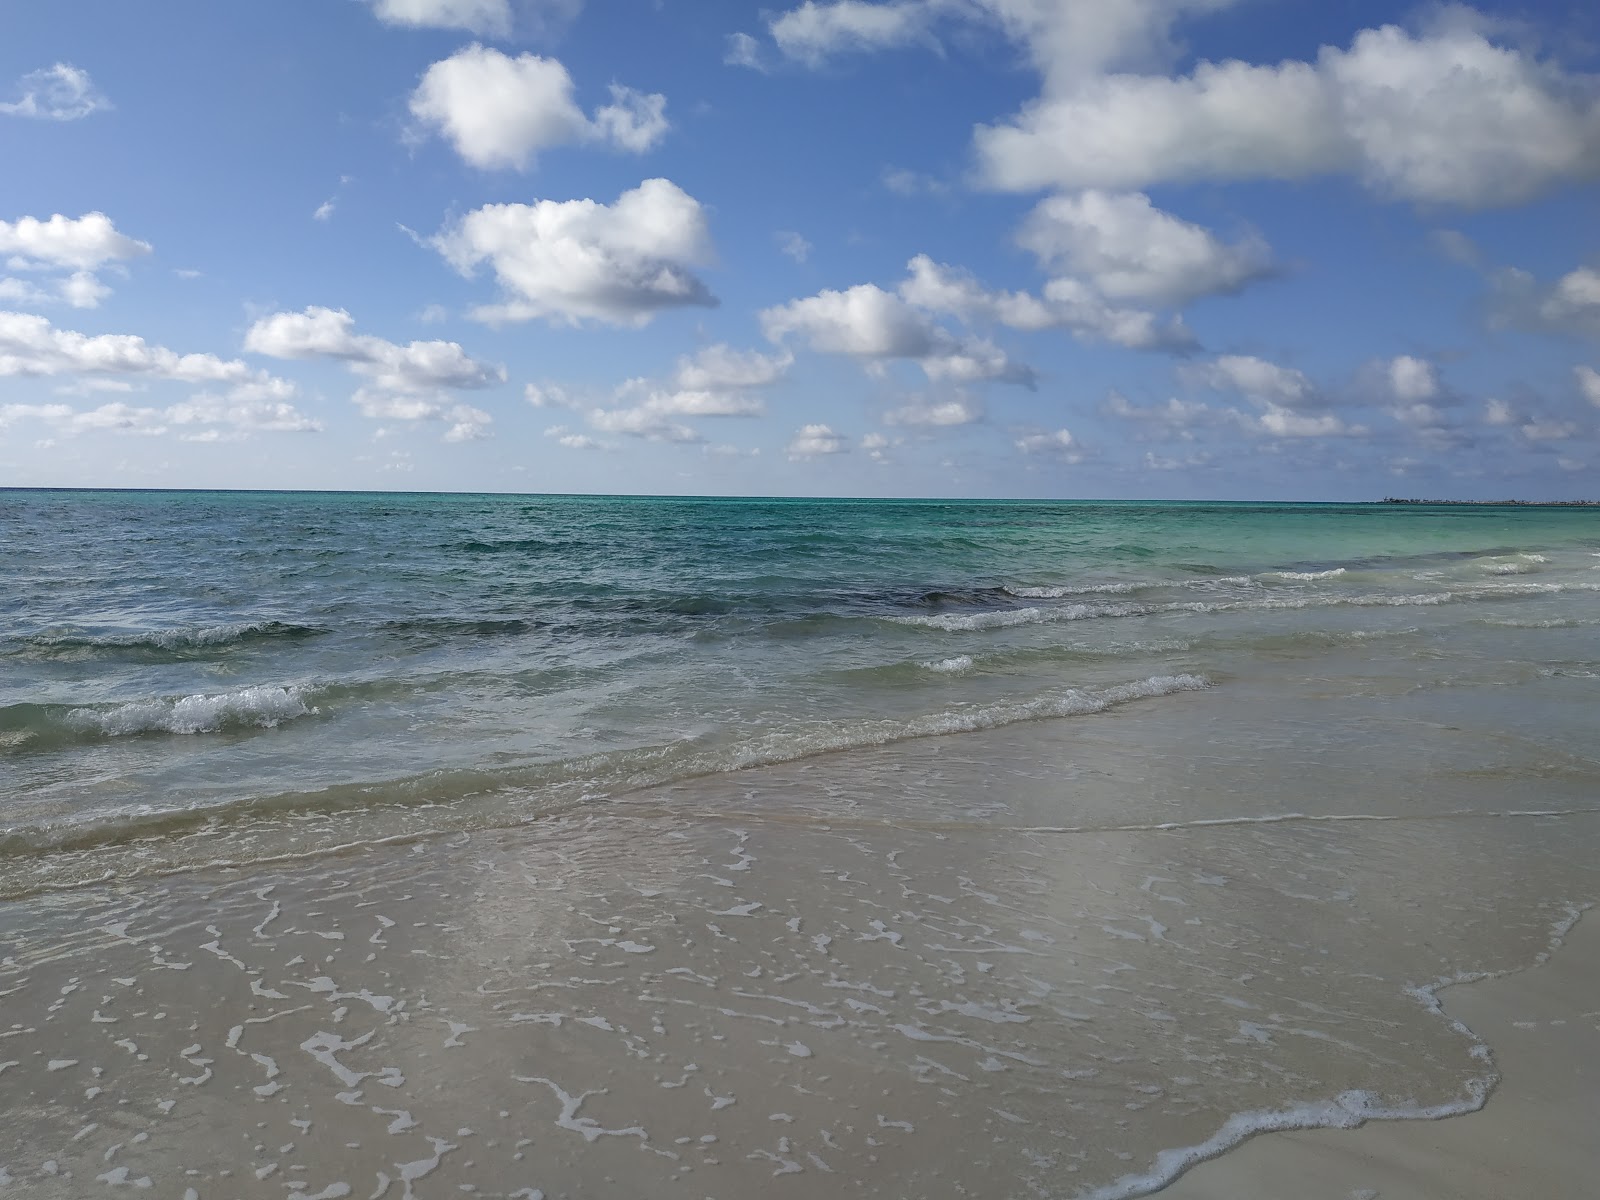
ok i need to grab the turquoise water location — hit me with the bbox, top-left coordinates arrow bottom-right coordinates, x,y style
4,490 -> 1599,895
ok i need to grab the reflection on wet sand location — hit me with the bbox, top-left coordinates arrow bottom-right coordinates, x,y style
3,665 -> 1597,1198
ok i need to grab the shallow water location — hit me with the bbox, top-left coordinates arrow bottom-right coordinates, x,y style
2,492 -> 1599,1197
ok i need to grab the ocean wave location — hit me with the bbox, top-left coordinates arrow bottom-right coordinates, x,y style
922,655 -> 975,673
1262,567 -> 1347,582
2,685 -> 317,750
10,620 -> 325,657
880,580 -> 1597,635
0,674 -> 1209,870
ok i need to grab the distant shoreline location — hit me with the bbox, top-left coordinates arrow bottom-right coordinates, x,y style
1377,498 -> 1600,507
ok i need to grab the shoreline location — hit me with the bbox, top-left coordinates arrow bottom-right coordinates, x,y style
1157,906 -> 1599,1198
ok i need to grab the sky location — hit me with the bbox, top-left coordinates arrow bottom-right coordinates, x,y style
2,0 -> 1600,500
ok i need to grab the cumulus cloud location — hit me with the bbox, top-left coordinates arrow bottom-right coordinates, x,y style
244,307 -> 505,392
1384,354 -> 1440,402
0,385 -> 319,439
579,345 -> 789,442
1180,355 -> 1365,438
354,390 -> 493,442
761,280 -> 1037,383
1490,265 -> 1600,339
544,423 -> 610,450
1,213 -> 150,271
776,230 -> 812,263
0,213 -> 152,310
884,396 -> 983,426
725,32 -> 767,71
1187,354 -> 1320,409
433,178 -> 716,326
975,21 -> 1600,207
899,255 -> 1192,351
787,422 -> 849,458
764,1 -> 1238,81
246,307 -> 502,442
1104,391 -> 1231,440
1,64 -> 108,120
770,2 -> 934,66
674,344 -> 792,392
1576,366 -> 1600,408
410,45 -> 668,170
1016,191 -> 1274,307
1015,428 -> 1080,457
369,0 -> 514,34
0,310 -> 278,390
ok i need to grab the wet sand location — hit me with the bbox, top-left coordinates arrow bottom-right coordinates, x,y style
1162,910 -> 1600,1199
2,666 -> 1599,1198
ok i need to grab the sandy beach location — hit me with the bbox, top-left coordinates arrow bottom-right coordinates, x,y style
1163,910 -> 1600,1199
3,659 -> 1599,1198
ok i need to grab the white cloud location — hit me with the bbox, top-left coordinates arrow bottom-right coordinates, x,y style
1384,355 -> 1440,402
1178,355 -> 1365,438
674,344 -> 792,392
1256,408 -> 1356,438
787,422 -> 849,458
1484,397 -> 1517,425
1493,266 -> 1600,340
1,64 -> 108,121
247,308 -> 501,443
165,392 -> 322,433
244,307 -> 505,392
770,2 -> 933,66
433,178 -> 716,326
353,389 -> 493,441
1104,391 -> 1230,439
884,396 -> 983,426
880,166 -> 950,196
410,45 -> 668,170
544,423 -> 610,450
1016,191 -> 1274,307
1520,418 -> 1578,442
369,0 -> 514,34
0,311 -> 273,388
583,347 -> 785,443
1,213 -> 150,271
899,255 -> 1192,351
975,22 -> 1600,207
586,407 -> 697,443
776,230 -> 812,263
1577,365 -> 1600,408
761,280 -> 1037,383
0,388 -> 319,438
1015,428 -> 1079,456
725,32 -> 767,71
314,199 -> 336,222
971,0 -> 1244,89
763,283 -> 934,357
0,213 -> 150,309
1187,354 -> 1319,409
762,0 -> 1245,82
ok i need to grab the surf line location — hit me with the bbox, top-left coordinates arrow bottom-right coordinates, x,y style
660,805 -> 1600,836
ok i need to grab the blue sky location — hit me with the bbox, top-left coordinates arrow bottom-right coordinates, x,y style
3,0 -> 1599,499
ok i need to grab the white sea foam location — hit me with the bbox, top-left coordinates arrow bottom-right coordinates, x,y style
923,655 -> 975,674
709,676 -> 1212,774
65,686 -> 316,737
1264,567 -> 1346,582
1076,1087 -> 1492,1200
1006,583 -> 1142,598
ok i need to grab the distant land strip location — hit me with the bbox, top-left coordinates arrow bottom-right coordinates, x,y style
1378,498 -> 1600,507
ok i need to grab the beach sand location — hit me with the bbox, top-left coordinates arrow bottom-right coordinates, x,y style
3,666 -> 1599,1198
1161,910 -> 1600,1199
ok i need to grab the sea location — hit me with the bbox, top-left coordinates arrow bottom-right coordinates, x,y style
2,489 -> 1599,1197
